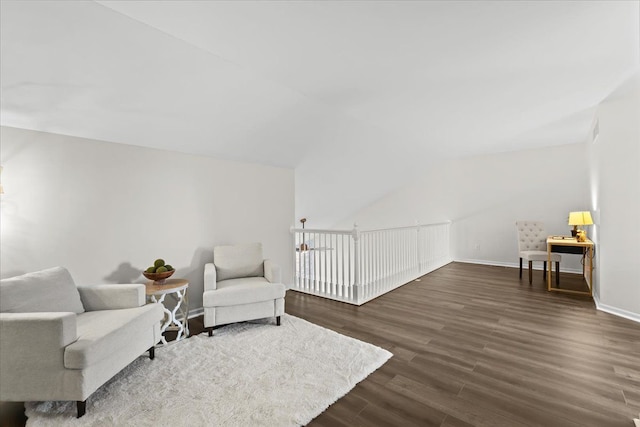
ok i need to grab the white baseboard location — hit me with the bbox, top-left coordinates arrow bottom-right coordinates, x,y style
173,307 -> 202,322
188,307 -> 204,319
454,258 -> 582,274
593,295 -> 640,324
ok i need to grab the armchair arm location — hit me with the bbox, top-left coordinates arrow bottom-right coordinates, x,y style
0,312 -> 77,375
204,263 -> 217,291
77,284 -> 145,311
264,259 -> 281,283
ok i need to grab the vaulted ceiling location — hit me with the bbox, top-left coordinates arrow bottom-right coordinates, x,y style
1,1 -> 638,227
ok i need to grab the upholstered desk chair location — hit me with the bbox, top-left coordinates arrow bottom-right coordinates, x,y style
203,243 -> 285,336
516,221 -> 561,285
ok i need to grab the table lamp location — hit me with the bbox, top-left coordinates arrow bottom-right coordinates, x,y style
568,211 -> 593,241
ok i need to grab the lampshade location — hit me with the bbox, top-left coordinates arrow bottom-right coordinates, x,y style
568,211 -> 593,226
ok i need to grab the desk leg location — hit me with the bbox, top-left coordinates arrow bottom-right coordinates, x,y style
585,246 -> 593,296
547,243 -> 552,291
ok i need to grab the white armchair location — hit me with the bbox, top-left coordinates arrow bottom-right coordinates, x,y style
0,267 -> 164,418
203,243 -> 286,336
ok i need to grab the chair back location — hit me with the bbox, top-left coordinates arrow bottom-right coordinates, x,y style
0,267 -> 86,314
515,221 -> 547,252
213,243 -> 264,281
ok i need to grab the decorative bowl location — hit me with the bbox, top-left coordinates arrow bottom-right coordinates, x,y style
143,270 -> 175,284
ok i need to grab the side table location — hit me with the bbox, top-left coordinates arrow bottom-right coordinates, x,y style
145,278 -> 189,345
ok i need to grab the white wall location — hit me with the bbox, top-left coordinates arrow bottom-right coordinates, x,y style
335,142 -> 591,273
588,71 -> 640,320
0,126 -> 295,313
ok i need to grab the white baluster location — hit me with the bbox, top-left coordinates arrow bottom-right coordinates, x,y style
298,232 -> 302,289
368,233 -> 372,293
321,232 -> 325,294
344,233 -> 348,299
353,223 -> 359,303
383,230 -> 387,288
330,234 -> 335,297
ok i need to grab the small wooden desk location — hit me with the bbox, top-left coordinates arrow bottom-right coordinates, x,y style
546,237 -> 594,296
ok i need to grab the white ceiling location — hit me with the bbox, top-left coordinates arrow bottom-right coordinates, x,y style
1,1 -> 638,227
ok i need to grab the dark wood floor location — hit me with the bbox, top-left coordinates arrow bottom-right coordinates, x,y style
2,262 -> 639,426
287,263 -> 640,427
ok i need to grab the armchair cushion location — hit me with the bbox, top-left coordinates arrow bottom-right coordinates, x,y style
203,277 -> 285,307
0,267 -> 85,314
64,304 -> 163,369
214,243 -> 264,281
77,284 -> 145,311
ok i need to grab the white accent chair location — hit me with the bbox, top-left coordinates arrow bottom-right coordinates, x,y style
203,243 -> 285,336
516,221 -> 561,285
0,267 -> 163,418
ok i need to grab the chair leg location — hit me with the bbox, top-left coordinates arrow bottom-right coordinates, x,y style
555,262 -> 560,286
208,327 -> 213,337
276,316 -> 281,326
519,258 -> 522,278
528,261 -> 533,285
148,347 -> 155,360
543,261 -> 547,281
77,400 -> 86,418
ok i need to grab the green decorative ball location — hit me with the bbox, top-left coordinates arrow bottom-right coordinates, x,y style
165,264 -> 174,271
154,259 -> 165,268
145,266 -> 156,273
156,266 -> 168,273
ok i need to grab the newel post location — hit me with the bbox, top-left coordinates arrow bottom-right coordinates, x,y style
352,222 -> 360,303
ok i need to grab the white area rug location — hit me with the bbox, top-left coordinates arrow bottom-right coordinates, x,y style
25,314 -> 392,426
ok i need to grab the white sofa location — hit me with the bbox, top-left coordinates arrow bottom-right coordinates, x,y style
0,267 -> 164,417
203,243 -> 286,335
